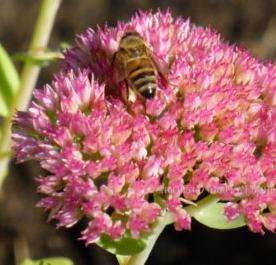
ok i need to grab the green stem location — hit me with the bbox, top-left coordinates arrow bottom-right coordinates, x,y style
0,0 -> 62,192
118,195 -> 219,265
118,213 -> 172,265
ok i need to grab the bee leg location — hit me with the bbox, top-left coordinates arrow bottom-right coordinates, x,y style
121,79 -> 129,103
111,51 -> 117,67
122,81 -> 138,103
110,51 -> 119,78
129,88 -> 139,102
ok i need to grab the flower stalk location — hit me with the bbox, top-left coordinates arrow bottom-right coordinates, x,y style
118,195 -> 219,265
119,213 -> 173,265
0,0 -> 62,191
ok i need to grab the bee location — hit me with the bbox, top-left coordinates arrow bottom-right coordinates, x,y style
112,32 -> 161,101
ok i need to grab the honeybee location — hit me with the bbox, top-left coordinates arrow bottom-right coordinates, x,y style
112,32 -> 161,101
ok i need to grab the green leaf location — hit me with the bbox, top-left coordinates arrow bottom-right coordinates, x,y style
97,233 -> 147,256
20,257 -> 74,265
188,196 -> 245,230
59,42 -> 72,50
0,44 -> 20,116
13,51 -> 63,67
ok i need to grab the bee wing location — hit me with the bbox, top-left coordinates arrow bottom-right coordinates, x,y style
110,51 -> 133,102
111,51 -> 126,83
147,47 -> 177,88
147,49 -> 169,76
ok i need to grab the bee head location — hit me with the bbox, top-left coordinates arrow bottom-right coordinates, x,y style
120,32 -> 145,48
118,32 -> 147,57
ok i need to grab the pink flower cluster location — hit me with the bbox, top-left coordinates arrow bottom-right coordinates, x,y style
12,11 -> 276,244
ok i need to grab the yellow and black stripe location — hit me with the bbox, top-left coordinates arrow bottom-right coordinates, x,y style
126,57 -> 156,99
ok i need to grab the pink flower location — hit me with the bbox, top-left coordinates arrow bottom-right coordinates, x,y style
12,10 -> 276,244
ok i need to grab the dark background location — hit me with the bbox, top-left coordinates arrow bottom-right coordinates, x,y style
1,0 -> 276,264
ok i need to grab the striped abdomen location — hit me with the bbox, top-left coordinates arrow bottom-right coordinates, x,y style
126,57 -> 156,99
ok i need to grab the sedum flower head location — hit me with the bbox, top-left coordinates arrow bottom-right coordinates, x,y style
13,11 -> 276,244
